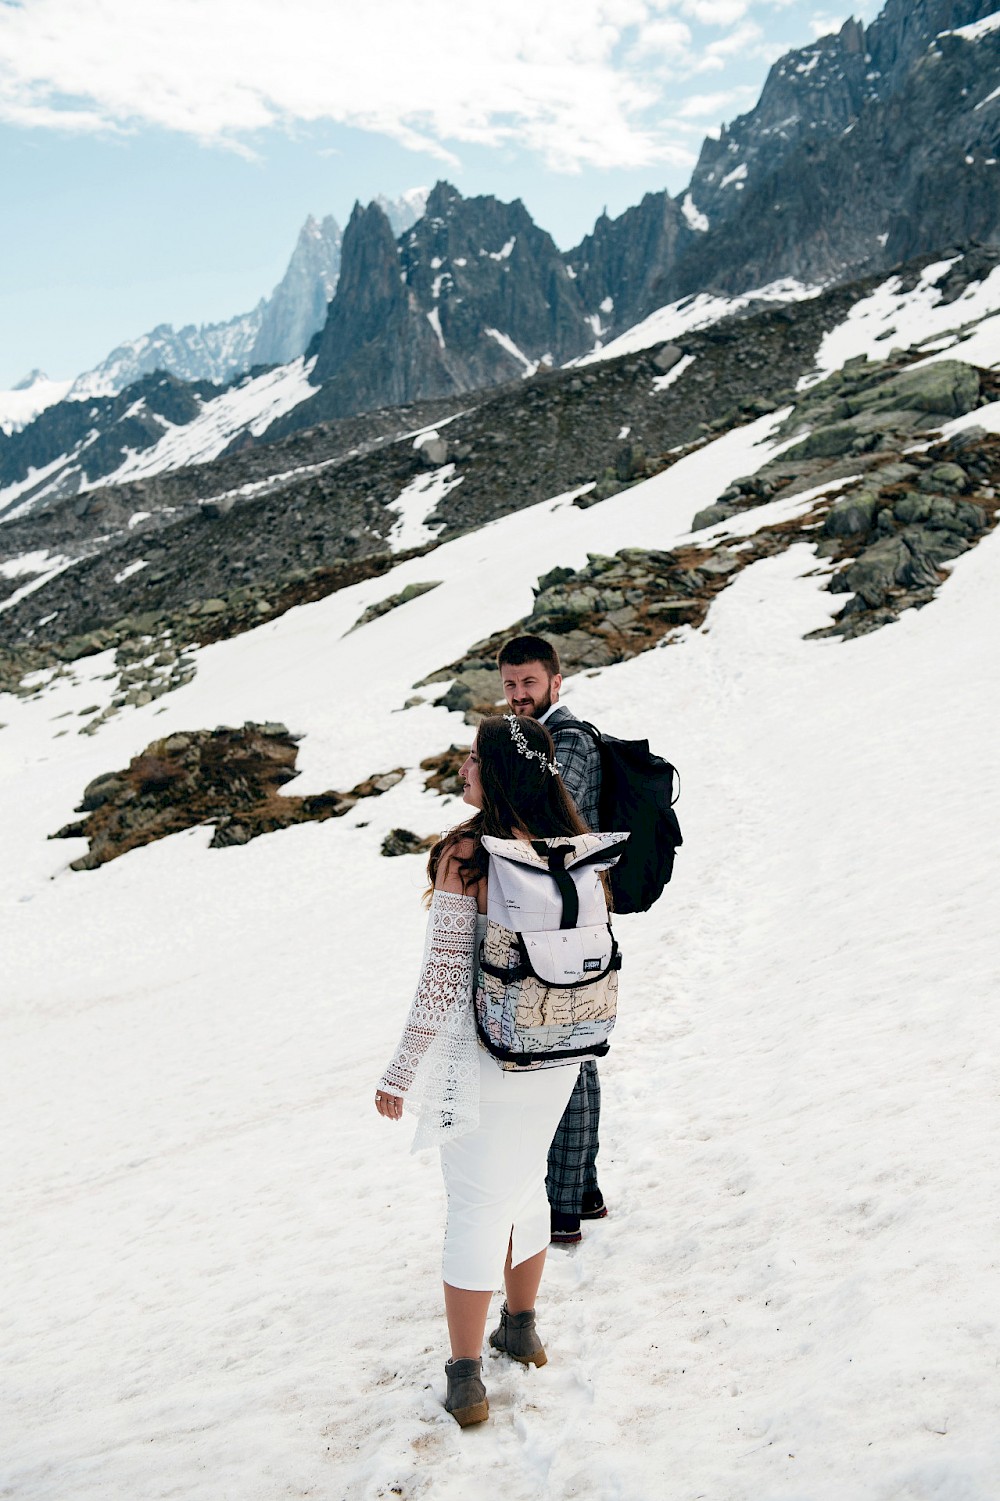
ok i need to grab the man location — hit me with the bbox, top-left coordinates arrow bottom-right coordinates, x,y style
497,633 -> 607,1246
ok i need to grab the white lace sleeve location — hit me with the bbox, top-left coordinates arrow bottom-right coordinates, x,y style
379,889 -> 481,1152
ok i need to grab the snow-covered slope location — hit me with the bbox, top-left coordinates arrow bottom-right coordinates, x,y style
0,371 -> 73,434
804,257 -> 1000,379
2,398 -> 998,1499
0,358 -> 318,521
98,357 -> 320,489
574,278 -> 823,365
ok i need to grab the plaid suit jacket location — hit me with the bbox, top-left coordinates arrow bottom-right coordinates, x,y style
542,703 -> 601,831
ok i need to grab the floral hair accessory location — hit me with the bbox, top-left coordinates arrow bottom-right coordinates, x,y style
504,713 -> 561,775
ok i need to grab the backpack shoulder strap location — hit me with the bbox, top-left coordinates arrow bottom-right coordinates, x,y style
550,712 -> 601,744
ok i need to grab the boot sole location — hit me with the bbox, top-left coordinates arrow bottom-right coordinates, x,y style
489,1335 -> 548,1368
448,1398 -> 489,1426
514,1348 -> 548,1368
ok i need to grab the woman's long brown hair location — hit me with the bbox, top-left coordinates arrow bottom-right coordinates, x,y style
427,714 -> 589,897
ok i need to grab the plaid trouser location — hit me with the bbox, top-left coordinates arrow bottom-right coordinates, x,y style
546,1060 -> 601,1215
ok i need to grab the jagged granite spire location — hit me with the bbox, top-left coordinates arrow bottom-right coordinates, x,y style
301,183 -> 593,421
250,214 -> 342,367
565,0 -> 1000,329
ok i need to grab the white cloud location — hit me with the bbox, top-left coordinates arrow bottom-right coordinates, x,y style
629,16 -> 694,60
0,0 -> 722,172
809,12 -> 844,37
679,0 -> 750,23
675,86 -> 757,118
0,0 -> 810,173
704,18 -> 765,57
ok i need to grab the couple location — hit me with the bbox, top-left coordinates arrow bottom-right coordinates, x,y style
375,634 -> 608,1427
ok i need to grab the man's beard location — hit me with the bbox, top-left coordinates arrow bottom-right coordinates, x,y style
512,687 -> 552,718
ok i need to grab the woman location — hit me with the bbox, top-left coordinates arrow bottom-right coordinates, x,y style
375,714 -> 591,1427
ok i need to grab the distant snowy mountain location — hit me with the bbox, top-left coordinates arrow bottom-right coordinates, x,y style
248,215 -> 342,368
281,183 -> 592,429
6,0 -> 999,494
0,370 -> 74,435
375,188 -> 430,236
61,200 -> 394,400
0,360 -> 318,521
68,311 -> 266,401
65,209 -> 343,400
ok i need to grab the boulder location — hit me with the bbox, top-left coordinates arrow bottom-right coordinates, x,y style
948,425 -> 988,451
585,554 -> 620,574
79,772 -> 125,811
873,462 -> 919,486
875,360 -> 980,419
698,549 -> 741,575
897,529 -> 951,591
892,492 -> 932,525
925,496 -> 960,530
831,535 -> 910,606
788,422 -> 864,460
532,584 -> 601,619
647,599 -> 697,619
372,770 -> 405,793
201,498 -> 236,519
921,462 -> 968,492
381,828 -> 435,858
535,566 -> 577,594
823,491 -> 879,537
652,344 -> 684,375
418,437 -> 449,467
438,670 -> 500,712
691,503 -> 737,531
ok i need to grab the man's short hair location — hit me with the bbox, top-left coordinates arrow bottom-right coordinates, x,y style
496,634 -> 561,676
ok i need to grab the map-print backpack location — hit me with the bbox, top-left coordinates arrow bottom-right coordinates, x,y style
474,832 -> 628,1071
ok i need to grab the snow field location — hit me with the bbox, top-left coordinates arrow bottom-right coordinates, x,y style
575,280 -> 823,367
0,376 -> 73,436
805,261 -> 1000,380
0,360 -> 318,521
2,409 -> 999,1499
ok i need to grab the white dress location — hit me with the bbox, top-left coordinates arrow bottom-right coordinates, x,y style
380,896 -> 581,1292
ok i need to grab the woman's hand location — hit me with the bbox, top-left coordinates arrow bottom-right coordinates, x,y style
375,1089 -> 404,1120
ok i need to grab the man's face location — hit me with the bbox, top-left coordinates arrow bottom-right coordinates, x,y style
500,660 -> 562,718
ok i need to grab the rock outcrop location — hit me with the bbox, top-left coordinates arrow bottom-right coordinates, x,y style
413,366 -> 1000,717
294,184 -> 594,424
4,250 -> 999,710
566,0 -> 1000,328
52,722 -> 406,869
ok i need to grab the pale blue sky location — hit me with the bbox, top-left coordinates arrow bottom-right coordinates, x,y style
0,0 -> 878,388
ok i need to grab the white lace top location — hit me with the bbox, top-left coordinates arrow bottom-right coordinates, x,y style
378,890 -> 483,1152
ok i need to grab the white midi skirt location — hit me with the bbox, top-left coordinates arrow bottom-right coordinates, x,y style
439,1047 -> 581,1291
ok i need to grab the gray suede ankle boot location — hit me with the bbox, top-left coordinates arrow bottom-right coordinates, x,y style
488,1303 -> 548,1367
444,1357 -> 489,1426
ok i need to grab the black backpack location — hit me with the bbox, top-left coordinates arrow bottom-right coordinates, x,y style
558,717 -> 683,914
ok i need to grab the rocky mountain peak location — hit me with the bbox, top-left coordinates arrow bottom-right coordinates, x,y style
13,369 -> 50,391
308,200 -> 412,390
867,0 -> 998,84
249,211 -> 342,368
422,180 -> 464,221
